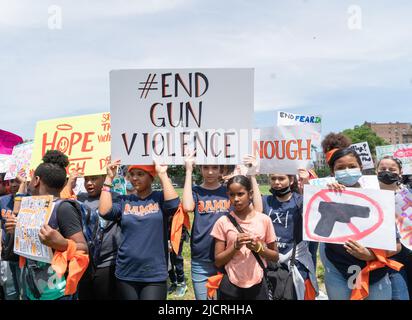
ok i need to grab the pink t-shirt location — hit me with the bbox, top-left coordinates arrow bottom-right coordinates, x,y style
210,211 -> 277,288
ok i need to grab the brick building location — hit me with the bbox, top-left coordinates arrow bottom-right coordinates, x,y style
364,121 -> 412,144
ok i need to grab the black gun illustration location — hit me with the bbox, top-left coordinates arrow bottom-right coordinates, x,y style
314,201 -> 370,237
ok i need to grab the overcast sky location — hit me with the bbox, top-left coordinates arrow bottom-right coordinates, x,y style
0,0 -> 411,139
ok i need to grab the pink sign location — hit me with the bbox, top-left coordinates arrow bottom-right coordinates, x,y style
0,129 -> 23,155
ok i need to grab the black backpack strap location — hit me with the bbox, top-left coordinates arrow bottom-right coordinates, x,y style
289,193 -> 302,267
226,214 -> 268,274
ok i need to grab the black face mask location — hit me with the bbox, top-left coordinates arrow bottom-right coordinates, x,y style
378,171 -> 400,185
270,186 -> 291,197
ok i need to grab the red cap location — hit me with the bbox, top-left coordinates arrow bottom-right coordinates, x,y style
127,165 -> 157,178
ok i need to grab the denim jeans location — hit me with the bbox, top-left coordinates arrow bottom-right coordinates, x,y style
191,260 -> 218,300
388,268 -> 410,300
319,243 -> 392,300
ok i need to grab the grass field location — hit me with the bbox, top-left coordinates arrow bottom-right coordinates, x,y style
167,186 -> 325,300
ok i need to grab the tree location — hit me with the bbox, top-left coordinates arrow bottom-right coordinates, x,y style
315,167 -> 331,178
342,124 -> 388,155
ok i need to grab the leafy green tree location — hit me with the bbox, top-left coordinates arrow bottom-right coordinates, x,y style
342,124 -> 388,155
315,167 -> 331,178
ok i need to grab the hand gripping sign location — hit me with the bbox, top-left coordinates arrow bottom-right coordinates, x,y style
303,185 -> 396,251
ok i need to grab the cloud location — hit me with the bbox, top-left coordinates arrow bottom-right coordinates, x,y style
0,0 -> 188,28
1,0 -> 411,139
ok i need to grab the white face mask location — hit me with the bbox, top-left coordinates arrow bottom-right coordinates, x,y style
334,168 -> 362,186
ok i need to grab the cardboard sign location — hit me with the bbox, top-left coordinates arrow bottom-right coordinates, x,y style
0,129 -> 23,155
14,196 -> 54,263
376,144 -> 412,175
4,141 -> 34,180
349,142 -> 374,170
395,188 -> 412,250
303,185 -> 396,250
252,126 -> 315,174
0,155 -> 13,174
30,112 -> 111,176
110,68 -> 254,165
309,175 -> 380,190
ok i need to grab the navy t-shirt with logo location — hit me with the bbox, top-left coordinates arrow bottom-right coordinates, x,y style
262,192 -> 309,278
191,185 -> 231,262
101,191 -> 180,282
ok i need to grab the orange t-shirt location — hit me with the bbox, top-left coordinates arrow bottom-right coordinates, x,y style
210,211 -> 276,288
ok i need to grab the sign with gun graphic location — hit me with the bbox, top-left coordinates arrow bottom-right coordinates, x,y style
303,185 -> 397,251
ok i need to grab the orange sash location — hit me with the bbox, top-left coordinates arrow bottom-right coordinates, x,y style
206,272 -> 224,299
325,148 -> 339,164
51,239 -> 89,295
60,186 -> 76,200
170,204 -> 191,254
350,249 -> 403,300
19,256 -> 26,269
304,279 -> 316,300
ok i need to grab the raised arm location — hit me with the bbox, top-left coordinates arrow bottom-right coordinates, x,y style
155,160 -> 178,201
98,160 -> 120,216
297,169 -> 310,194
60,169 -> 79,199
243,155 -> 263,213
182,153 -> 196,212
12,174 -> 28,216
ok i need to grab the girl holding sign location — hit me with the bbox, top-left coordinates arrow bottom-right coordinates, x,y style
5,150 -> 89,300
377,156 -> 411,300
261,170 -> 318,300
320,137 -> 402,300
99,161 -> 180,300
182,154 -> 261,300
210,175 -> 278,300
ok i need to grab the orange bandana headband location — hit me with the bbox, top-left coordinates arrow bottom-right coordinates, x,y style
128,165 -> 157,178
325,148 -> 339,164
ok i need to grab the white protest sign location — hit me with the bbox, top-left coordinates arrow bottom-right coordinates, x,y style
277,111 -> 322,161
303,185 -> 396,250
110,68 -> 254,165
0,155 -> 13,173
252,126 -> 315,174
309,175 -> 380,190
349,141 -> 374,170
4,141 -> 34,180
14,196 -> 54,263
395,188 -> 412,251
376,143 -> 412,175
277,111 -> 321,126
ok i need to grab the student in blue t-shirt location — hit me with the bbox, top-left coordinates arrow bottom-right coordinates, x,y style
182,153 -> 262,300
99,160 -> 180,300
262,171 -> 318,300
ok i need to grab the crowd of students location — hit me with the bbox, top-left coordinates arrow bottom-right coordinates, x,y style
0,131 -> 411,300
